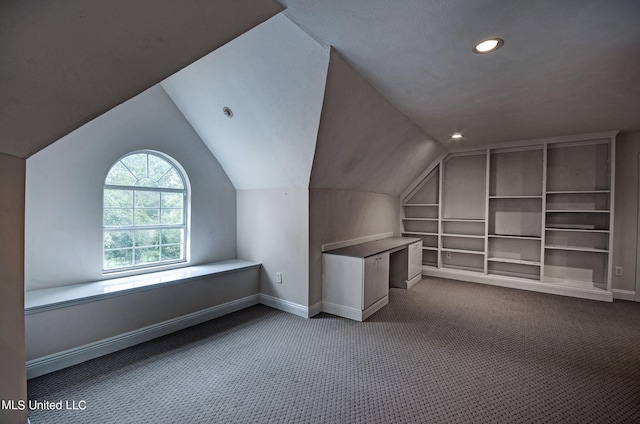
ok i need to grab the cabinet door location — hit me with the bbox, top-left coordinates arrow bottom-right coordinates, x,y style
363,256 -> 379,310
376,252 -> 390,303
408,241 -> 423,280
363,253 -> 390,310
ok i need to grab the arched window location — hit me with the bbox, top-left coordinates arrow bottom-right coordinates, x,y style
103,151 -> 189,272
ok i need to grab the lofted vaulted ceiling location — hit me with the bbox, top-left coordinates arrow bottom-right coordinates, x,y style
281,0 -> 640,147
4,0 -> 639,190
0,0 -> 283,158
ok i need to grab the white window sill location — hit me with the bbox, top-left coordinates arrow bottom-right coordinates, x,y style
25,260 -> 260,315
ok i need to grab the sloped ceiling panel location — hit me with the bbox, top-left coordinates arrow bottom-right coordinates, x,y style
161,14 -> 330,190
311,50 -> 445,196
0,0 -> 283,158
282,0 -> 640,148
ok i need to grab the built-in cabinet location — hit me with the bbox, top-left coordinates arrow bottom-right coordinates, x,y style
322,237 -> 422,321
401,132 -> 616,301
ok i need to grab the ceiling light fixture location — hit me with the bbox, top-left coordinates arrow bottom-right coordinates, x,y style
473,38 -> 504,54
222,106 -> 233,118
451,133 -> 463,140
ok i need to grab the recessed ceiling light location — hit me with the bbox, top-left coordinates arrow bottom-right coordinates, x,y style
451,133 -> 463,140
473,38 -> 504,54
222,106 -> 233,118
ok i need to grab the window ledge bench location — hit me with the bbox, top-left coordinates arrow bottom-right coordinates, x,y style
25,260 -> 261,379
25,260 -> 260,314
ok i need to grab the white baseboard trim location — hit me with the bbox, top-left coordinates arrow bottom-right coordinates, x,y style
26,294 -> 260,379
321,296 -> 388,322
423,267 -> 613,302
308,301 -> 323,317
259,294 -> 314,318
321,301 -> 363,321
612,289 -> 636,301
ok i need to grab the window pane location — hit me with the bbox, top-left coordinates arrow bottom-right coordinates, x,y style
134,191 -> 160,208
104,249 -> 133,269
135,247 -> 160,264
134,177 -> 159,188
161,245 -> 183,261
161,192 -> 183,208
134,209 -> 160,226
104,231 -> 133,249
161,228 -> 183,244
157,168 -> 184,189
104,208 -> 133,226
161,209 -> 183,225
121,154 -> 148,180
104,189 -> 133,208
105,162 -> 136,186
135,229 -> 160,247
148,155 -> 172,181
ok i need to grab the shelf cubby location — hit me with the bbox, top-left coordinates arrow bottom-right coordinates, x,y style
403,205 -> 438,219
402,232 -> 438,250
544,249 -> 608,289
489,147 -> 543,197
422,250 -> 438,267
489,198 -> 542,238
442,250 -> 484,273
545,229 -> 609,251
402,218 -> 438,234
442,220 -> 485,237
442,235 -> 484,253
546,192 -> 609,211
545,211 -> 609,231
488,261 -> 541,280
488,237 -> 541,264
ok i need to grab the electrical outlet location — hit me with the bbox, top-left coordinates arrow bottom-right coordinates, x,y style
615,267 -> 623,276
446,252 -> 451,258
276,272 -> 282,284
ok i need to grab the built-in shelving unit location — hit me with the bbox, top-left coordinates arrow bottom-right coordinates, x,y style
401,132 -> 616,302
402,166 -> 440,267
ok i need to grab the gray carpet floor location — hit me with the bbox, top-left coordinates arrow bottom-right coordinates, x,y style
28,277 -> 640,423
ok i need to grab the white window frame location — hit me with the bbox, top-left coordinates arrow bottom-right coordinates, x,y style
102,150 -> 190,274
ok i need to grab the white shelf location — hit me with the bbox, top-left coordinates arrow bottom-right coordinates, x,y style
546,190 -> 610,194
402,203 -> 438,207
546,209 -> 610,213
422,246 -> 439,251
442,233 -> 485,239
545,245 -> 608,253
545,225 -> 608,232
489,195 -> 542,199
442,264 -> 484,273
402,218 -> 438,221
441,248 -> 485,255
542,276 -> 607,290
545,227 -> 609,233
402,231 -> 438,236
442,218 -> 485,223
487,257 -> 541,266
488,234 -> 541,240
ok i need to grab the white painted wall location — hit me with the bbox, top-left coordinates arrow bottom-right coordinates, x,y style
309,189 -> 401,306
25,85 -> 237,290
0,154 -> 27,424
612,131 -> 640,297
162,14 -> 329,190
311,50 -> 445,196
237,189 -> 309,306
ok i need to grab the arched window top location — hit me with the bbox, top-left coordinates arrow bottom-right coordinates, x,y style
105,152 -> 185,189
